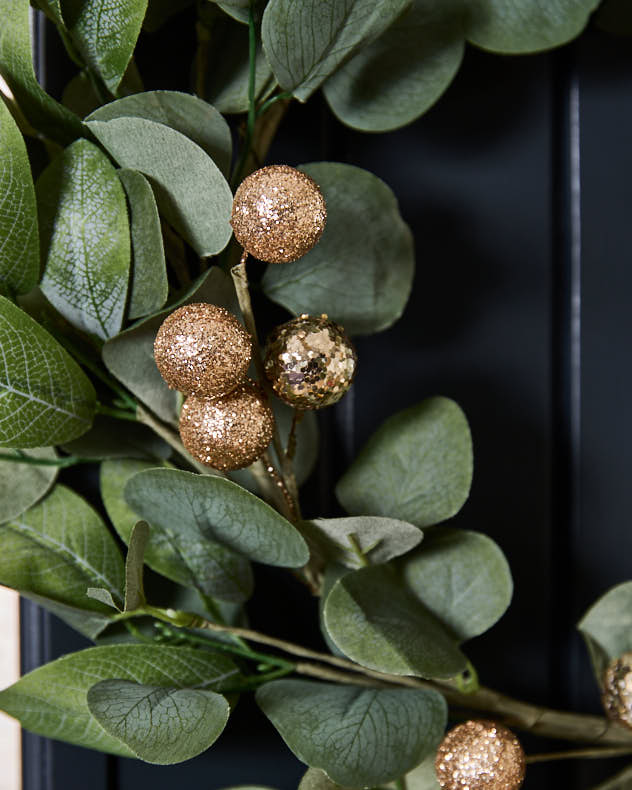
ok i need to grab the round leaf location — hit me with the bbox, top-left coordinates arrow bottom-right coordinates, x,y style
262,162 -> 414,335
0,447 -> 58,523
62,416 -> 171,460
579,582 -> 632,681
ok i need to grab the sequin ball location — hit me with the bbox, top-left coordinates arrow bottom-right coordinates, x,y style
154,303 -> 252,397
230,165 -> 327,263
179,381 -> 275,471
264,314 -> 357,409
435,720 -> 526,790
602,652 -> 632,729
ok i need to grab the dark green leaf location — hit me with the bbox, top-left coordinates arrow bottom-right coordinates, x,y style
323,0 -> 464,132
125,468 -> 309,568
0,448 -> 58,523
262,163 -> 414,335
0,296 -> 96,447
257,679 -> 447,786
592,765 -> 632,790
0,98 -> 40,295
62,416 -> 172,460
324,565 -> 467,678
143,0 -> 194,31
38,139 -> 131,340
298,770 -> 350,790
579,582 -> 632,681
87,678 -> 229,764
34,0 -> 65,25
336,397 -> 472,528
0,644 -> 239,754
124,520 -> 149,610
86,117 -> 233,256
61,71 -> 101,118
261,0 -> 412,101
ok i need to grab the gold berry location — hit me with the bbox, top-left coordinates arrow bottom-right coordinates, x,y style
153,303 -> 251,397
230,164 -> 327,263
602,652 -> 632,729
264,314 -> 356,409
179,381 -> 275,471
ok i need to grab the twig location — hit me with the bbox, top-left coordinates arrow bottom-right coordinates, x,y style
526,746 -> 632,764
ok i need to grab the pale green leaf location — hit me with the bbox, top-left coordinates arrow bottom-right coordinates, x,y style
62,415 -> 172,460
38,139 -> 131,340
86,117 -> 233,256
385,755 -> 441,789
124,520 -> 149,610
579,582 -> 632,682
0,447 -> 58,523
87,587 -> 121,610
298,769 -> 350,790
262,163 -> 414,335
257,679 -> 447,786
24,592 -> 113,639
0,98 -> 40,295
336,397 -> 472,528
0,644 -> 239,755
0,296 -> 96,447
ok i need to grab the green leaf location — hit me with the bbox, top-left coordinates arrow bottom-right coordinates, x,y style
384,755 -> 441,789
62,416 -> 172,460
261,0 -> 412,101
88,92 -> 232,176
262,163 -> 414,335
125,468 -> 309,568
323,0 -> 464,132
118,169 -> 168,319
298,769 -> 350,790
24,593 -> 113,639
86,117 -> 233,256
336,397 -> 472,528
0,643 -> 239,755
400,529 -> 512,641
301,516 -> 423,570
143,0 -> 194,31
257,679 -> 447,786
0,0 -> 82,144
0,447 -> 58,523
61,71 -> 101,118
579,582 -> 632,682
87,678 -> 229,764
466,0 -> 600,53
34,0 -> 65,25
324,564 -> 467,678
87,587 -> 121,610
0,99 -> 40,296
592,765 -> 632,790
61,0 -> 149,93
124,520 -> 149,610
0,296 -> 96,447
38,139 -> 131,340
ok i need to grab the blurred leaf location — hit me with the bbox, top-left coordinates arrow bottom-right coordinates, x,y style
124,520 -> 149,610
579,582 -> 632,682
125,468 -> 309,567
323,0 -> 464,132
86,117 -> 233,256
62,416 -> 171,460
61,0 -> 148,93
298,770 -> 350,790
143,0 -> 194,31
596,0 -> 632,35
336,397 -> 472,528
257,679 -> 446,786
34,0 -> 65,25
262,163 -> 414,335
0,98 -> 40,296
0,296 -> 96,447
261,0 -> 411,101
88,92 -> 232,175
0,447 -> 58,523
38,139 -> 130,340
0,644 -> 239,754
61,71 -> 101,118
324,564 -> 467,678
384,755 -> 441,789
118,169 -> 168,319
592,765 -> 632,790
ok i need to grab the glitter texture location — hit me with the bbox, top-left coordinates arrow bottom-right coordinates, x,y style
264,314 -> 357,409
602,652 -> 632,729
179,381 -> 275,471
154,303 -> 252,397
230,165 -> 327,263
435,720 -> 526,790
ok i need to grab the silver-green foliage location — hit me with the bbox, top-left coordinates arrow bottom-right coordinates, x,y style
579,582 -> 632,681
0,447 -> 58,523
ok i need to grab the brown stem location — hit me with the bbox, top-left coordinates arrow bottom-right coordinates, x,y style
526,746 -> 632,764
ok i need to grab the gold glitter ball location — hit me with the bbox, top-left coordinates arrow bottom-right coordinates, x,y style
435,720 -> 526,790
230,164 -> 327,263
264,314 -> 357,410
602,652 -> 632,729
179,381 -> 275,471
154,303 -> 252,397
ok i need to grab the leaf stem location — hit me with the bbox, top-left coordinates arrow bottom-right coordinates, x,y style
256,90 -> 292,118
0,452 -> 99,468
247,0 -> 257,141
526,746 -> 632,764
95,402 -> 138,422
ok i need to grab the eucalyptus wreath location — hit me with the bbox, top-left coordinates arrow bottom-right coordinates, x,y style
1,1 -> 632,788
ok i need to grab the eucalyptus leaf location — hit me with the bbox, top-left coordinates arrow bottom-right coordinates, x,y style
24,593 -> 113,640
0,296 -> 96,447
262,163 -> 414,335
298,770 -> 350,790
62,416 -> 171,460
385,755 -> 441,790
0,447 -> 58,523
257,679 -> 447,786
466,0 -> 600,53
0,644 -> 240,755
124,520 -> 149,610
61,0 -> 149,93
38,139 -> 131,340
336,397 -> 472,528
324,564 -> 467,678
319,564 -> 349,658
579,582 -> 632,682
0,98 -> 40,296
261,0 -> 411,101
87,587 -> 121,610
87,678 -> 230,764
401,529 -> 512,642
86,117 -> 233,256
118,169 -> 168,319
61,71 -> 101,118
323,0 -> 465,132
125,468 -> 309,567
